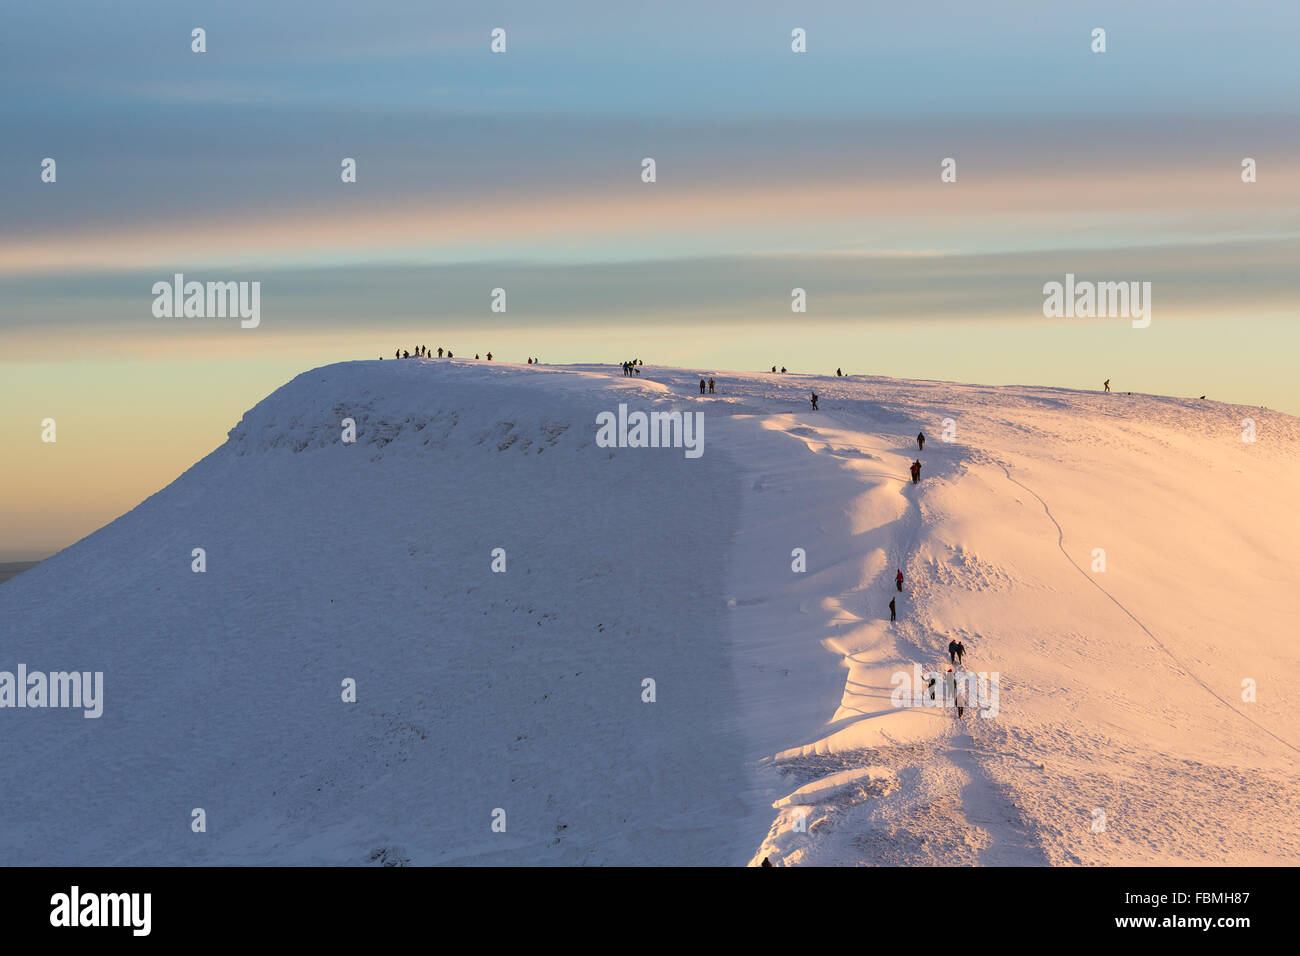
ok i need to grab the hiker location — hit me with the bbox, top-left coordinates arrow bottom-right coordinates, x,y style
448,351 -> 453,358
910,460 -> 921,484
1104,379 -> 1110,392
895,569 -> 904,592
708,378 -> 716,394
475,353 -> 480,360
771,366 -> 777,373
395,349 -> 400,359
917,431 -> 925,450
486,352 -> 492,361
810,391 -> 819,411
889,596 -> 896,622
633,365 -> 640,375
437,347 -> 443,357
403,350 -> 409,358
781,366 -> 787,373
955,640 -> 966,666
945,668 -> 957,705
699,379 -> 707,395
955,685 -> 967,719
926,674 -> 937,701
836,368 -> 843,377
948,640 -> 958,664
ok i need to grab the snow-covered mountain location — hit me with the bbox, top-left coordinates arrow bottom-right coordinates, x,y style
3,359 -> 1297,865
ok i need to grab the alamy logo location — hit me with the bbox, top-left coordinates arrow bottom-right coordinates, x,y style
50,886 -> 151,936
152,273 -> 261,328
890,664 -> 1000,718
1043,273 -> 1151,328
595,404 -> 703,459
0,664 -> 103,718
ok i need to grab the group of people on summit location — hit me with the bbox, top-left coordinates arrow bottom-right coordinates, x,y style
384,347 -> 543,364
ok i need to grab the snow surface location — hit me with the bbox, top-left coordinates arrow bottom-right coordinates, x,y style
2,359 -> 1297,866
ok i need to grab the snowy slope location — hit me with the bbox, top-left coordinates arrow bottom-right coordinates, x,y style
2,359 -> 1297,866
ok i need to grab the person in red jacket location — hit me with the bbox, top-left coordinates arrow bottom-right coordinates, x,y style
910,460 -> 922,484
895,569 -> 904,592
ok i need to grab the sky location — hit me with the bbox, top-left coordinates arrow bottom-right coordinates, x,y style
3,0 -> 1299,558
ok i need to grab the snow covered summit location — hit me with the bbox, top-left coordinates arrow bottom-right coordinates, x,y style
3,359 -> 1297,865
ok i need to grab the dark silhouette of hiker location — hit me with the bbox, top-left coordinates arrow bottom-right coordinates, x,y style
447,350 -> 453,358
948,640 -> 958,664
810,391 -> 819,411
837,368 -> 843,377
395,349 -> 400,359
403,350 -> 409,358
437,347 -> 443,357
781,366 -> 787,373
1104,379 -> 1110,392
771,366 -> 777,373
699,379 -> 707,394
889,596 -> 896,622
895,569 -> 903,592
955,640 -> 966,666
761,857 -> 773,867
910,460 -> 921,484
487,352 -> 493,361
917,431 -> 925,450
926,675 -> 936,701
709,378 -> 716,394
